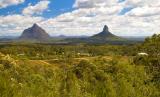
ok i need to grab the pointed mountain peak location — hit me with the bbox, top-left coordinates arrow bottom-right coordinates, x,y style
91,25 -> 118,39
103,25 -> 109,32
19,23 -> 50,40
32,23 -> 39,28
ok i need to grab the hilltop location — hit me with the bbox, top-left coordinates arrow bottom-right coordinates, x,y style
65,25 -> 129,44
91,25 -> 122,41
19,24 -> 50,41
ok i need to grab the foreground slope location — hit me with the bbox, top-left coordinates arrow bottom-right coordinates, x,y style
0,53 -> 158,97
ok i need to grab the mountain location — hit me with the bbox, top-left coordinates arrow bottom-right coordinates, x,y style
19,24 -> 50,41
91,25 -> 122,41
64,25 -> 131,44
0,24 -> 139,44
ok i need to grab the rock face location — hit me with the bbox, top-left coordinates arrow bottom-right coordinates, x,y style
92,25 -> 117,39
20,24 -> 50,40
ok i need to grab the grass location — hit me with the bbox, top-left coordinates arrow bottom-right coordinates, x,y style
0,52 -> 159,97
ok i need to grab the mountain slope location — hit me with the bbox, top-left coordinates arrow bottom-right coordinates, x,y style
20,24 -> 50,41
91,25 -> 123,41
64,25 -> 133,44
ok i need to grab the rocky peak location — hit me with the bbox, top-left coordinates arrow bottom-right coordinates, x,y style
103,25 -> 109,32
33,23 -> 39,28
100,25 -> 113,36
91,25 -> 117,39
19,23 -> 50,40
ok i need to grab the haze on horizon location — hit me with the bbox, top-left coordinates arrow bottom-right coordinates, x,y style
0,0 -> 160,37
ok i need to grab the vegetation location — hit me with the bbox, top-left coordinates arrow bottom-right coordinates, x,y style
0,34 -> 160,97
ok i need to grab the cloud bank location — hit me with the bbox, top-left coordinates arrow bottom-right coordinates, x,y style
22,0 -> 50,16
0,0 -> 160,36
0,0 -> 25,8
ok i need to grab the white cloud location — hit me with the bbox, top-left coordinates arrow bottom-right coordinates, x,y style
22,0 -> 50,16
126,6 -> 160,17
124,0 -> 160,7
124,0 -> 160,17
0,15 -> 44,36
73,0 -> 119,8
0,0 -> 25,8
38,0 -> 160,36
40,12 -> 159,36
0,0 -> 160,37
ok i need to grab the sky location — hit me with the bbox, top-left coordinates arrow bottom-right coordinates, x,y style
0,0 -> 160,37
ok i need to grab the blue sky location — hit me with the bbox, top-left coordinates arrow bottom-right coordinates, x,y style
0,0 -> 130,18
0,0 -> 75,18
0,0 -> 159,36
0,0 -> 130,17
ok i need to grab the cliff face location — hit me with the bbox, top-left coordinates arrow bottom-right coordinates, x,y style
20,24 -> 50,40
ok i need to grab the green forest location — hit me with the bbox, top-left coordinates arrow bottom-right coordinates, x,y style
0,34 -> 160,97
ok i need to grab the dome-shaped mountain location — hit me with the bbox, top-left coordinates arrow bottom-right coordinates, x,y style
91,25 -> 119,40
20,24 -> 50,40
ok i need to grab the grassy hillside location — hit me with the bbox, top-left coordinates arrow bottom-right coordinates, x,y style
0,53 -> 159,97
0,35 -> 160,97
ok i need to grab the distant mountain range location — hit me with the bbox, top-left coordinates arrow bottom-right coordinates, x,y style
19,24 -> 126,43
0,24 -> 145,44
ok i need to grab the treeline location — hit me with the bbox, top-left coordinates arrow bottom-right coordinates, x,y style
0,44 -> 128,59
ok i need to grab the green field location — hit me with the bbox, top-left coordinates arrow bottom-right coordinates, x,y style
0,34 -> 160,97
